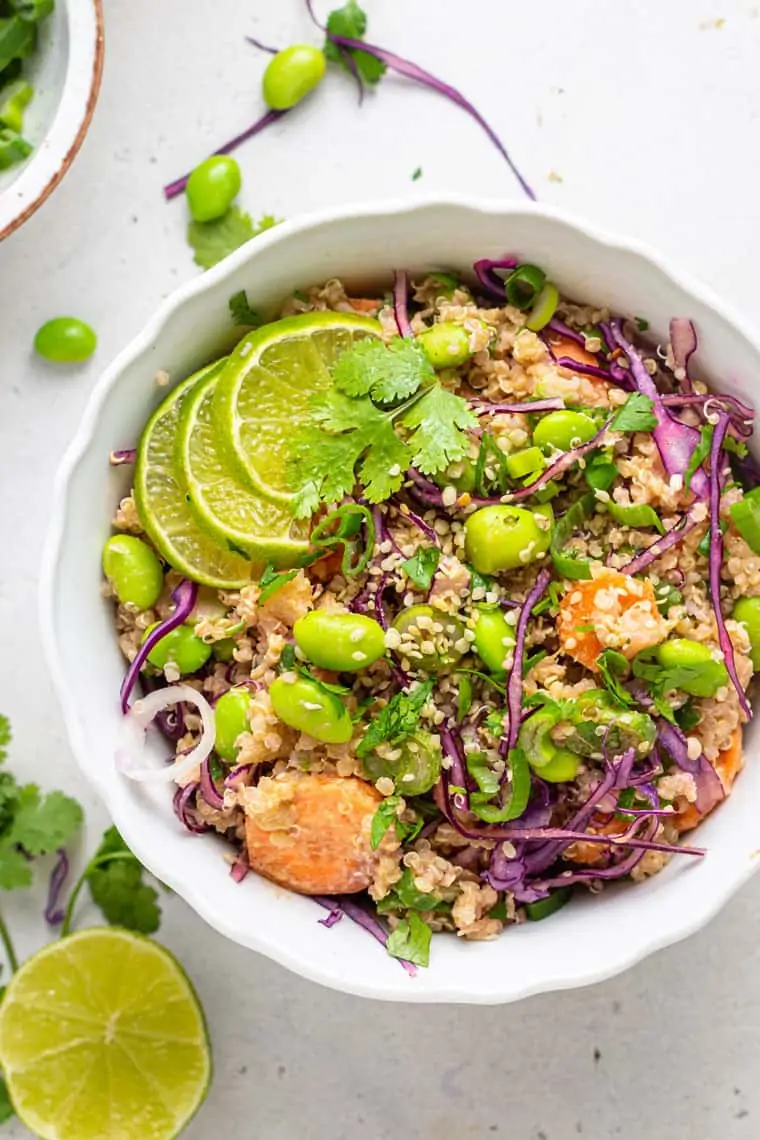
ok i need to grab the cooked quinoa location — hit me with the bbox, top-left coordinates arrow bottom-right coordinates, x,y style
105,259 -> 758,970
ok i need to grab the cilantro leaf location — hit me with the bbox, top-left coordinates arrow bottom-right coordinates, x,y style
333,338 -> 434,404
401,386 -> 477,475
371,796 -> 401,850
0,847 -> 32,891
228,289 -> 260,327
393,868 -> 446,911
357,681 -> 433,760
6,785 -> 82,858
325,1 -> 387,85
685,423 -> 712,492
411,167 -> 423,181
401,546 -> 440,590
258,562 -> 299,604
290,390 -> 410,516
597,649 -> 634,708
86,827 -> 161,935
609,393 -> 658,433
386,911 -> 432,967
188,211 -> 280,270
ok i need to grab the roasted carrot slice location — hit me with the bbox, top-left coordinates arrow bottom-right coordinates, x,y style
558,569 -> 666,670
244,772 -> 382,895
675,727 -> 743,833
348,297 -> 381,314
550,335 -> 601,371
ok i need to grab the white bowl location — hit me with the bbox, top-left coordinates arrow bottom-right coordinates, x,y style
41,198 -> 760,1003
0,0 -> 103,241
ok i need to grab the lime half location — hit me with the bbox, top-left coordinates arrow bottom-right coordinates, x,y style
176,368 -> 310,568
0,928 -> 211,1140
214,311 -> 382,504
134,362 -> 254,588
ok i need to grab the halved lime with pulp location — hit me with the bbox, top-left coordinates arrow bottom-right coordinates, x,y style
134,362 -> 255,588
0,928 -> 211,1140
176,368 -> 310,567
213,311 -> 382,504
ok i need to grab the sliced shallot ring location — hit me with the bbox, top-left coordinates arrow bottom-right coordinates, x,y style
116,685 -> 216,783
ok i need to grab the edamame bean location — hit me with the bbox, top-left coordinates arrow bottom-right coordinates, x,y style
212,639 -> 236,663
471,605 -> 516,676
185,156 -> 242,223
214,687 -> 253,762
392,604 -> 466,673
269,675 -> 353,744
262,45 -> 326,110
417,322 -> 473,370
294,611 -> 386,672
656,638 -> 729,697
733,597 -> 760,670
102,535 -> 164,610
533,410 -> 597,452
144,623 -> 212,675
361,730 -> 442,795
34,317 -> 97,363
464,504 -> 554,575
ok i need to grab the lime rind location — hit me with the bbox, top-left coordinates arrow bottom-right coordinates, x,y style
0,928 -> 211,1140
133,362 -> 255,589
176,369 -> 310,568
213,311 -> 383,505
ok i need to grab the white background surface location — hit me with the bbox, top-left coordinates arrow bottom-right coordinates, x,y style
1,1 -> 759,1137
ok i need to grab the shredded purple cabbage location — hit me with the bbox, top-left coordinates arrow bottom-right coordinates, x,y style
393,269 -> 413,338
163,109 -> 287,200
120,579 -> 198,712
504,570 -> 551,754
708,415 -> 752,720
327,34 -> 535,199
314,896 -> 417,976
439,724 -> 470,810
546,317 -> 586,347
230,858 -> 249,883
554,356 -> 614,383
616,506 -> 703,575
44,849 -> 70,925
173,783 -> 210,835
245,35 -> 279,54
199,757 -> 225,810
471,398 -> 565,416
669,318 -> 698,392
473,256 -> 519,300
609,320 -> 707,497
398,504 -> 440,545
109,448 -> 136,466
407,468 -> 446,507
657,719 -> 723,816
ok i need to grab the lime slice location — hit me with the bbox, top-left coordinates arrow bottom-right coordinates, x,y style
214,311 -> 382,504
0,928 -> 211,1140
134,362 -> 255,589
176,368 -> 310,567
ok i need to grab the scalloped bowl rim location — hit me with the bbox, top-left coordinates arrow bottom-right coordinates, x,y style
40,196 -> 760,1003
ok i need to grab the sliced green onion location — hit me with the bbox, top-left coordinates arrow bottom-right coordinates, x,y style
607,502 -> 665,534
474,432 -> 509,497
525,281 -> 559,331
0,78 -> 32,133
470,747 -> 531,823
504,446 -> 545,481
525,887 -> 572,921
584,451 -> 618,492
730,490 -> 760,555
0,125 -> 31,169
310,503 -> 375,577
504,264 -> 547,311
550,492 -> 594,580
457,674 -> 473,722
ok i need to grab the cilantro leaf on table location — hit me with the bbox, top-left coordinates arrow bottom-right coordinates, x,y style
258,562 -> 299,604
290,390 -> 410,517
7,786 -> 83,857
386,910 -> 432,967
86,826 -> 161,935
0,716 -> 9,764
401,546 -> 440,590
400,385 -> 478,475
188,211 -> 280,270
333,338 -> 434,403
357,680 -> 433,760
609,393 -> 658,433
325,1 -> 387,85
228,289 -> 260,327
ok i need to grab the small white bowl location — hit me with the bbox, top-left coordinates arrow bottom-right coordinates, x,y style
0,0 -> 103,241
41,198 -> 760,1003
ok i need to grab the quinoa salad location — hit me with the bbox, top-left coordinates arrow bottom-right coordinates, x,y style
104,255 -> 760,972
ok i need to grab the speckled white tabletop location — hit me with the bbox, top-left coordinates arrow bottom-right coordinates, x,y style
1,1 -> 759,1137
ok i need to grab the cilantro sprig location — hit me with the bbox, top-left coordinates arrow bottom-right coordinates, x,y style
290,337 -> 477,516
609,393 -> 658,433
324,0 -> 387,86
189,211 -> 280,270
357,680 -> 434,761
